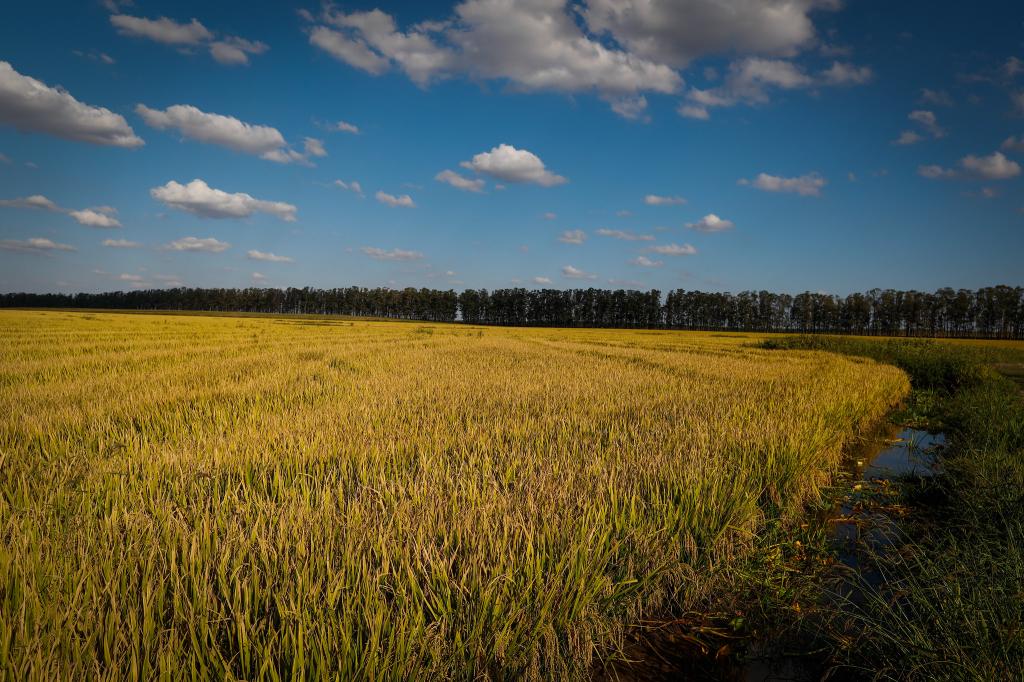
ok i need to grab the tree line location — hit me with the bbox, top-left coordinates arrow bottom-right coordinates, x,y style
2,285 -> 1022,338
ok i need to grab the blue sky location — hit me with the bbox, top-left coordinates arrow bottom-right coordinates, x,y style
0,0 -> 1022,296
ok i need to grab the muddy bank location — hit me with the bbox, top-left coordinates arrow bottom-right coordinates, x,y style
599,424 -> 947,681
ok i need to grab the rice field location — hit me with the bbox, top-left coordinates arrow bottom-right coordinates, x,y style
0,310 -> 909,680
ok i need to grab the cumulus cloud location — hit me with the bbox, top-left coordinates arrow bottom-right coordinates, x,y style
0,194 -> 61,211
1,194 -> 124,228
151,179 -> 297,221
680,57 -> 870,119
647,243 -> 697,256
251,271 -> 267,282
304,3 -> 680,118
1002,135 -> 1024,154
532,276 -> 552,285
629,255 -> 663,267
739,172 -> 826,196
644,194 -> 686,205
460,144 -> 567,186
960,151 -> 1021,180
435,169 -> 485,192
686,214 -> 734,232
136,104 -> 318,164
908,110 -> 945,138
209,36 -> 269,66
919,88 -> 952,107
893,130 -> 924,146
0,237 -> 76,253
583,0 -> 840,68
0,61 -> 143,147
558,229 -> 586,244
110,14 -> 212,44
361,246 -> 424,261
69,207 -> 121,228
102,238 -> 142,248
247,249 -> 294,263
917,164 -> 956,180
163,236 -> 230,252
334,179 -> 364,196
331,120 -> 360,134
375,190 -> 416,207
562,265 -> 597,280
821,61 -> 874,86
111,14 -> 266,67
596,228 -> 654,241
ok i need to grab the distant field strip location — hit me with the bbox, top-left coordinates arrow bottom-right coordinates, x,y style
0,311 -> 909,680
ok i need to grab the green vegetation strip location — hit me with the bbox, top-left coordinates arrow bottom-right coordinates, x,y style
762,336 -> 1024,681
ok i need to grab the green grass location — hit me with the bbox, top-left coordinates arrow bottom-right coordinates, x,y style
762,335 -> 1024,680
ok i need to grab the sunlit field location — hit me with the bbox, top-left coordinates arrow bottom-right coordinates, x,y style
0,310 -> 910,680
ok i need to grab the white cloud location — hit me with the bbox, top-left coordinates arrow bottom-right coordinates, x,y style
1002,135 -> 1024,154
111,15 -> 266,66
629,255 -> 663,267
821,61 -> 873,86
678,104 -> 710,120
562,265 -> 597,280
919,88 -> 952,107
303,137 -> 327,157
102,238 -> 142,248
151,179 -> 297,221
0,194 -> 60,211
681,56 -> 870,118
69,207 -> 122,228
596,228 -> 654,241
136,104 -> 316,164
247,249 -> 294,263
375,190 -> 416,207
686,213 -> 734,232
331,120 -> 360,134
334,179 -> 364,196
110,14 -> 213,45
647,243 -> 697,256
435,169 -> 485,192
209,36 -> 268,66
251,271 -> 267,282
893,130 -> 923,146
163,236 -> 230,252
362,246 -> 424,261
739,172 -> 826,196
532,276 -> 553,285
309,26 -> 392,75
583,0 -> 840,68
558,229 -> 586,244
0,61 -> 143,147
460,144 -> 567,186
306,3 -> 680,118
908,109 -> 945,138
644,194 -> 686,206
606,94 -> 649,121
0,237 -> 76,253
118,273 -> 144,282
543,211 -> 557,220
917,164 -> 956,180
960,151 -> 1021,180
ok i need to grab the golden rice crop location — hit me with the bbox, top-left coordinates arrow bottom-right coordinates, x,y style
0,310 -> 909,680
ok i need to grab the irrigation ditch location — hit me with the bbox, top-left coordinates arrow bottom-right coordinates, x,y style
601,336 -> 1024,681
